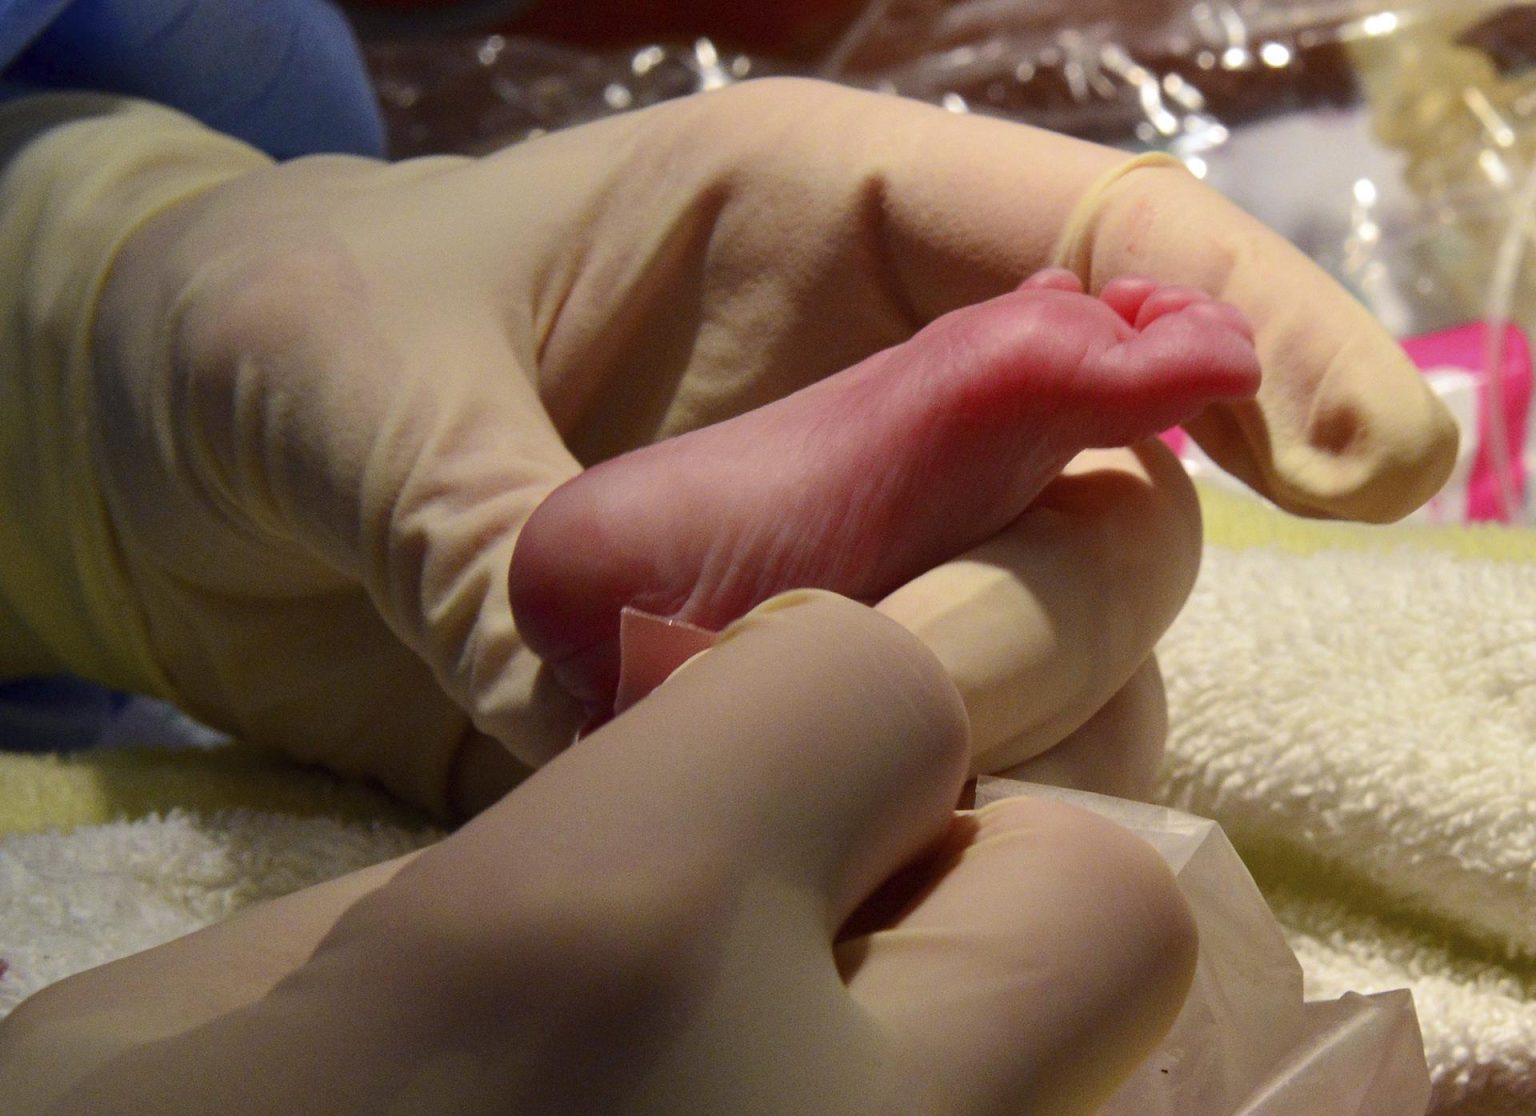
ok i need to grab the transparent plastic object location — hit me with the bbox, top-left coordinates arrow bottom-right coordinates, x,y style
816,0 -> 1439,156
975,777 -> 1431,1116
365,34 -> 772,156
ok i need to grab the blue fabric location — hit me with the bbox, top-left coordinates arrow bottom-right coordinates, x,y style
0,0 -> 69,70
0,675 -> 128,751
0,0 -> 384,158
0,676 -> 227,751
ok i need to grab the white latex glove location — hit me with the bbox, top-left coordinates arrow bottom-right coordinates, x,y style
0,83 -> 1455,814
0,591 -> 1197,1116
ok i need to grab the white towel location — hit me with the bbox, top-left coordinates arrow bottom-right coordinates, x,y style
0,809 -> 437,1015
1159,536 -> 1536,1115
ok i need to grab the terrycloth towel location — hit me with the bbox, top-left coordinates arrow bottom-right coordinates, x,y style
1159,487 -> 1536,1116
0,807 -> 437,1012
0,745 -> 440,1012
0,485 -> 1532,1115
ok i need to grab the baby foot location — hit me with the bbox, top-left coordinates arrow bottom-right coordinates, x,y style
510,270 -> 1258,716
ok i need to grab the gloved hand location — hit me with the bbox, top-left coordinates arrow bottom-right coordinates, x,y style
0,0 -> 384,158
0,82 -> 1455,815
0,591 -> 1198,1116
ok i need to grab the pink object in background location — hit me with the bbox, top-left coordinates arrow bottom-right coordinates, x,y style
1159,426 -> 1190,458
1401,321 -> 1532,524
1160,321 -> 1532,524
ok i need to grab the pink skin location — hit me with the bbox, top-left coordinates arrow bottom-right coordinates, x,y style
510,269 -> 1260,717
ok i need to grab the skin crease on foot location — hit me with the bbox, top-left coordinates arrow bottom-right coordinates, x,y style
509,268 -> 1261,720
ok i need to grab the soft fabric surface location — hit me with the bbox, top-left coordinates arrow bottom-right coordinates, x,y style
0,745 -> 439,1012
1159,486 -> 1536,1116
0,485 -> 1532,1114
0,807 -> 438,1012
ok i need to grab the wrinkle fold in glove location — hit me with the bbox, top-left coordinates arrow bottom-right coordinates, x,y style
0,94 -> 267,694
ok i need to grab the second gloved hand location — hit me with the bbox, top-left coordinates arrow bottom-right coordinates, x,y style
0,592 -> 1198,1116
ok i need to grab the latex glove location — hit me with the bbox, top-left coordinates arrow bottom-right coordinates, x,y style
0,83 -> 1453,815
0,592 -> 1198,1116
0,0 -> 384,158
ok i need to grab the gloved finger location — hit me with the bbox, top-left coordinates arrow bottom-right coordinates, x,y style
876,441 -> 1200,774
352,591 -> 982,1116
506,589 -> 970,928
27,590 -> 1037,1114
837,795 -> 1198,1116
404,589 -> 975,1110
1055,153 -> 1458,521
513,79 -> 1451,521
998,656 -> 1167,801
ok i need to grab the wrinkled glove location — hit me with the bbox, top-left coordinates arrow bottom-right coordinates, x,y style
0,83 -> 1456,814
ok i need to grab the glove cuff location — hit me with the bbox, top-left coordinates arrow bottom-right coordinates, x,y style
1052,150 -> 1189,283
0,94 -> 271,692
